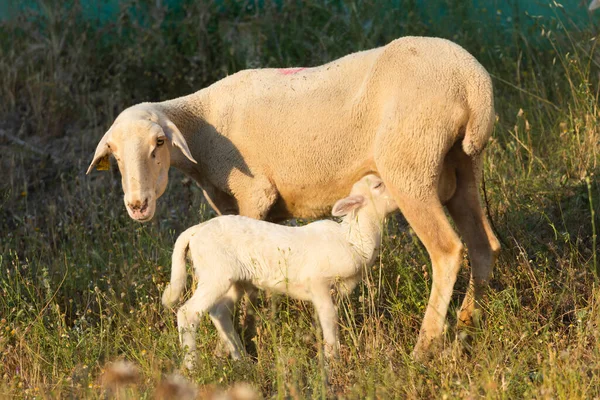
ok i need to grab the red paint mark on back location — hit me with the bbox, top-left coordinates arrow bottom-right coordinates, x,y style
278,67 -> 306,75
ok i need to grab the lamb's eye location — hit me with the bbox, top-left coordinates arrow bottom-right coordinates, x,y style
157,138 -> 165,146
374,182 -> 383,189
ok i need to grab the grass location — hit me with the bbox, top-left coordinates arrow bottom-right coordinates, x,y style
1,0 -> 599,398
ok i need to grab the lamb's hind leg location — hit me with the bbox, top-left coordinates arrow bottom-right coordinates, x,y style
177,280 -> 232,370
445,153 -> 501,331
209,283 -> 246,360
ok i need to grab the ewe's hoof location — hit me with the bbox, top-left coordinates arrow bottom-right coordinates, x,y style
411,340 -> 434,363
456,328 -> 473,352
411,335 -> 443,363
411,347 -> 431,364
456,308 -> 483,356
457,308 -> 483,330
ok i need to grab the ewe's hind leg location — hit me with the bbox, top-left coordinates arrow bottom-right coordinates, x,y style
395,194 -> 463,359
209,283 -> 246,360
177,281 -> 232,370
446,153 -> 501,330
376,127 -> 464,360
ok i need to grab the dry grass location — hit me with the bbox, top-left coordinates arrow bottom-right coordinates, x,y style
1,0 -> 599,398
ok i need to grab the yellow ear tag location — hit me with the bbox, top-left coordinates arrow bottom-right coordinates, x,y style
96,155 -> 110,171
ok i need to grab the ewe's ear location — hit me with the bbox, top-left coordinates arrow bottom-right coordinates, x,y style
331,195 -> 365,217
161,119 -> 197,164
86,128 -> 113,174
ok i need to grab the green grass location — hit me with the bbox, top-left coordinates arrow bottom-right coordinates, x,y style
1,0 -> 599,398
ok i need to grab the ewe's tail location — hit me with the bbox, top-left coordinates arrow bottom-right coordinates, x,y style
162,229 -> 194,307
462,73 -> 495,157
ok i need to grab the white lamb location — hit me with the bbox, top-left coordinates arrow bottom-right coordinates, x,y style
162,174 -> 397,369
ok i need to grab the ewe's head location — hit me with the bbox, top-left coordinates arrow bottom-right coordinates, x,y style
331,174 -> 397,220
86,106 -> 197,222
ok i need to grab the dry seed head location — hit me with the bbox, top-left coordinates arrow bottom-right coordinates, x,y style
154,373 -> 197,400
214,383 -> 261,400
101,360 -> 140,390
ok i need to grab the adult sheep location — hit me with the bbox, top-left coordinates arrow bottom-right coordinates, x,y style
87,36 -> 501,359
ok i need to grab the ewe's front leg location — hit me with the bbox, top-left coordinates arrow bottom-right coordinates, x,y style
228,173 -> 278,220
179,167 -> 239,215
446,154 -> 501,332
200,184 -> 239,215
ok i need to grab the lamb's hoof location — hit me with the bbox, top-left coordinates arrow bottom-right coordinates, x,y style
161,286 -> 178,308
213,341 -> 230,359
324,345 -> 340,365
182,354 -> 197,372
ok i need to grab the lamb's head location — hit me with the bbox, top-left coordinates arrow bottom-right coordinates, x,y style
86,106 -> 197,222
331,174 -> 397,220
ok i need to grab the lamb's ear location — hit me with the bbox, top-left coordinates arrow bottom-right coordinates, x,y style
331,195 -> 365,217
161,119 -> 197,164
86,128 -> 113,174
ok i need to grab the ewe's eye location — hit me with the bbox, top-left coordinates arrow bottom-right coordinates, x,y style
157,138 -> 165,146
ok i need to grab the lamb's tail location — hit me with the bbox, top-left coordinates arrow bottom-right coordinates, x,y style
462,72 -> 495,157
162,229 -> 194,307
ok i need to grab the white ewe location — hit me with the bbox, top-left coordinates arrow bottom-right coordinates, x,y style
90,36 -> 501,358
162,174 -> 396,369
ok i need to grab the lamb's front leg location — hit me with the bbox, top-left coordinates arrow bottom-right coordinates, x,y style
312,285 -> 339,360
225,173 -> 279,358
